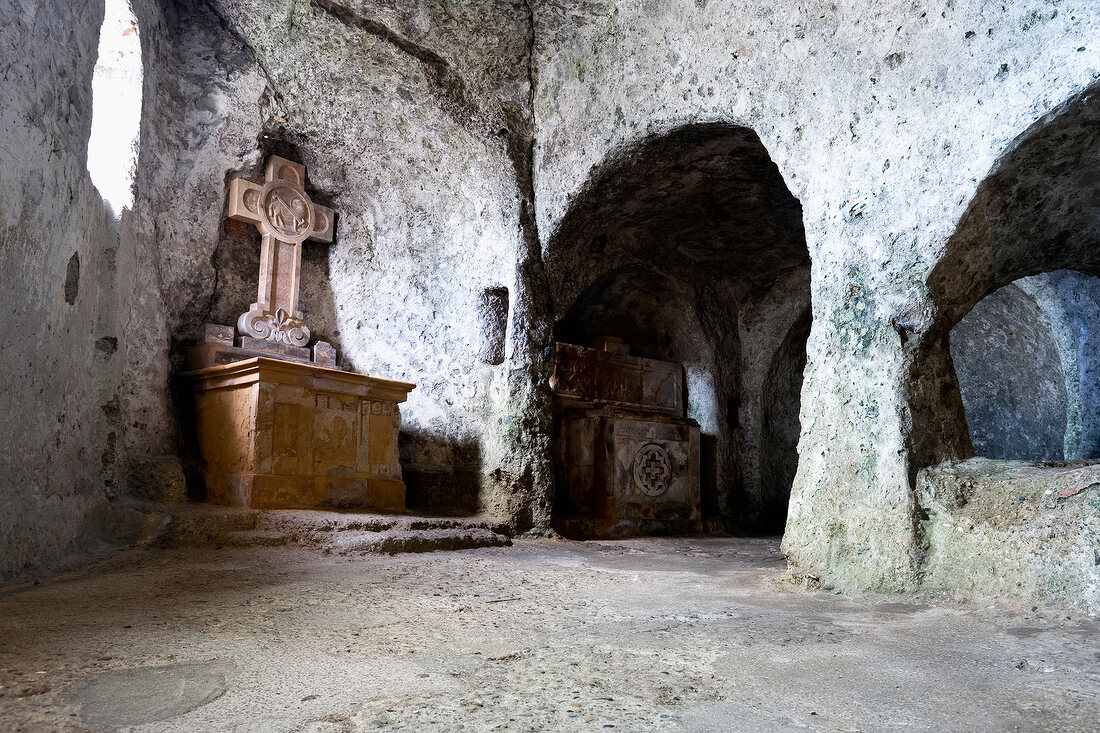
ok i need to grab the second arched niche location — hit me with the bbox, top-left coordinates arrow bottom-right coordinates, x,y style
544,123 -> 810,537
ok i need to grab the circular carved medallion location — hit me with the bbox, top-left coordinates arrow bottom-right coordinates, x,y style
260,180 -> 312,243
633,443 -> 672,497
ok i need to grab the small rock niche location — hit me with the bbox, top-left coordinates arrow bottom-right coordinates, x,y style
478,286 -> 509,365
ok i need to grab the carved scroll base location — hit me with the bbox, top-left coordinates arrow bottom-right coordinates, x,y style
237,305 -> 310,347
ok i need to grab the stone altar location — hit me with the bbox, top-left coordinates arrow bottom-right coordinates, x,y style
550,338 -> 702,538
183,156 -> 415,510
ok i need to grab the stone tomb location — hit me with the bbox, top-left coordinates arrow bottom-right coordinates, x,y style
550,338 -> 702,538
183,156 -> 415,510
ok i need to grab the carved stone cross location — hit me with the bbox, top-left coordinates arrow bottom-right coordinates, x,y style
227,156 -> 334,347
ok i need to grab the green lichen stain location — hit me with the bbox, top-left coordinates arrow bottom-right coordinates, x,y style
573,56 -> 586,81
829,276 -> 879,354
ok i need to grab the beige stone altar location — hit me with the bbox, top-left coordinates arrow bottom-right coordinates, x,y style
183,156 -> 415,510
188,357 -> 413,509
550,338 -> 702,538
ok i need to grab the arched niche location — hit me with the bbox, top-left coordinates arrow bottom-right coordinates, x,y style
909,81 -> 1100,470
950,271 -> 1100,461
544,122 -> 810,534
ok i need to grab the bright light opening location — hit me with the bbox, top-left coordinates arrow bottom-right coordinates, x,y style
87,0 -> 143,215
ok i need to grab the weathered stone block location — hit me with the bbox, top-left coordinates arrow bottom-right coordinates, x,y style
916,458 -> 1100,613
126,454 -> 188,503
550,342 -> 684,417
555,407 -> 702,538
237,336 -> 312,362
551,342 -> 701,538
313,341 -> 337,367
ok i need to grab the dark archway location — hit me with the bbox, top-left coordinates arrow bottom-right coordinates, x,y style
555,266 -> 712,367
908,82 -> 1100,470
544,123 -> 810,534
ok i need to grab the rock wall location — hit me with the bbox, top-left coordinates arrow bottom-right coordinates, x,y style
736,271 -> 811,532
528,0 -> 1099,591
188,0 -> 536,517
0,0 -> 121,578
539,123 -> 810,531
917,459 -> 1100,614
1019,270 -> 1100,461
951,271 -> 1100,463
0,0 -> 260,578
79,0 -> 538,520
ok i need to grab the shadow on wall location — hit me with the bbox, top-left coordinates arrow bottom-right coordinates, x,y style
908,80 -> 1100,470
399,432 -> 482,515
759,307 -> 811,532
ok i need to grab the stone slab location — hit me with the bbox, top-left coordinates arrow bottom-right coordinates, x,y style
187,340 -> 313,370
64,662 -> 231,730
313,340 -> 337,367
238,336 -> 312,361
550,342 -> 684,416
189,339 -> 340,370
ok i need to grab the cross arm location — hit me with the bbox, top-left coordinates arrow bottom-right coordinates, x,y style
307,202 -> 335,243
227,178 -> 264,226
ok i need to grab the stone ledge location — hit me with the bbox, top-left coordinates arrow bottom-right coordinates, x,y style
182,355 -> 415,402
916,458 -> 1100,614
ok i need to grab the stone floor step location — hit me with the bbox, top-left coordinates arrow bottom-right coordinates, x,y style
143,503 -> 513,555
218,529 -> 293,548
330,527 -> 513,555
155,505 -> 260,547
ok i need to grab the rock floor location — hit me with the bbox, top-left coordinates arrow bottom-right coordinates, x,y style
0,537 -> 1097,732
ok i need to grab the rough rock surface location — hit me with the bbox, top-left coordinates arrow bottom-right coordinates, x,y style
153,505 -> 514,555
1,0 -> 1099,610
951,282 -> 1068,461
917,458 -> 1100,613
544,124 -> 810,533
1019,270 -> 1100,460
0,0 -> 119,578
951,271 -> 1100,462
1,539 -> 1098,731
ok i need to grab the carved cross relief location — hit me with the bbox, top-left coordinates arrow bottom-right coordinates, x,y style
227,156 -> 334,347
